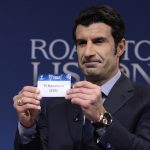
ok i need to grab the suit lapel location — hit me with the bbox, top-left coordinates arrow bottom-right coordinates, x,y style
104,74 -> 135,114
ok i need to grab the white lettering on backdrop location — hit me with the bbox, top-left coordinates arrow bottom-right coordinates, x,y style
31,39 -> 150,85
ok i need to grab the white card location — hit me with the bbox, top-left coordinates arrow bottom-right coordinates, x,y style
37,74 -> 71,97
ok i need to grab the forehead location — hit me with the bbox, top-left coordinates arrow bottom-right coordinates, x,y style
75,23 -> 112,39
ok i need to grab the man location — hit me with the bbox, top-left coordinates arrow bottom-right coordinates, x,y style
13,4 -> 150,150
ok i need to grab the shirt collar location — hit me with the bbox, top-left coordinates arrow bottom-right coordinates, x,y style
101,70 -> 121,96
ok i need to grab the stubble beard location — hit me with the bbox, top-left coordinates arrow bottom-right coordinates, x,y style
82,67 -> 106,85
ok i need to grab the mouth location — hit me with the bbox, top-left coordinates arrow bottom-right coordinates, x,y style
83,60 -> 101,67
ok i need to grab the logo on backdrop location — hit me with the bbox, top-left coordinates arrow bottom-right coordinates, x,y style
30,39 -> 150,85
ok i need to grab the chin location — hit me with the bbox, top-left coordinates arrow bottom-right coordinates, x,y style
84,68 -> 99,75
84,72 -> 100,79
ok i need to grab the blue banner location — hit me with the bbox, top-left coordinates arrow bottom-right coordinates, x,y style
0,0 -> 149,149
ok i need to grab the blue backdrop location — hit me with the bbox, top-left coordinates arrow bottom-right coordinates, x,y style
0,0 -> 150,149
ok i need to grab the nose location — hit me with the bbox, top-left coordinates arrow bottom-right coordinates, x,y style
84,41 -> 95,57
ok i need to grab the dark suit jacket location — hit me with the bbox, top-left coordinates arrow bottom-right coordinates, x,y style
14,74 -> 150,150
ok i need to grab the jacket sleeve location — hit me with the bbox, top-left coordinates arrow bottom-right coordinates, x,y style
14,100 -> 48,150
95,103 -> 150,150
14,128 -> 42,150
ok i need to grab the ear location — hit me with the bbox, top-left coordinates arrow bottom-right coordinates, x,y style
116,38 -> 126,57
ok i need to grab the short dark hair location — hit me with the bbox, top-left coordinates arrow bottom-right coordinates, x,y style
73,5 -> 125,48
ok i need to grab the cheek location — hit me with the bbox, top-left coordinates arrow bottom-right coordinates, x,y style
106,56 -> 118,69
77,55 -> 82,65
77,51 -> 83,61
103,53 -> 116,65
103,49 -> 115,58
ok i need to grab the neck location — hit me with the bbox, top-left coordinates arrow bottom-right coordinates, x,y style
85,76 -> 107,86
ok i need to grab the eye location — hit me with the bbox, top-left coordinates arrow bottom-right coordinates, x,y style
76,39 -> 87,47
93,38 -> 105,44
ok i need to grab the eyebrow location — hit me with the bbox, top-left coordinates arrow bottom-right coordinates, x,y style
76,37 -> 107,44
92,37 -> 107,42
75,39 -> 87,44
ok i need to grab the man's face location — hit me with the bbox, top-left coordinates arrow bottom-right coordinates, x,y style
75,23 -> 124,83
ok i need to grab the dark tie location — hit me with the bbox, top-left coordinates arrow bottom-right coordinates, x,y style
82,93 -> 107,145
83,118 -> 93,142
102,91 -> 107,102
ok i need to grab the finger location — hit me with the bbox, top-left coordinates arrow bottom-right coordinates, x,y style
13,95 -> 19,103
15,103 -> 41,113
66,87 -> 99,95
65,92 -> 93,100
21,86 -> 40,94
70,98 -> 91,109
20,97 -> 40,105
20,91 -> 42,100
73,81 -> 98,89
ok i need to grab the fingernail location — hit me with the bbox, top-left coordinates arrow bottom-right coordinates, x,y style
72,84 -> 75,88
37,95 -> 42,100
66,90 -> 70,94
65,95 -> 69,99
38,106 -> 41,109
